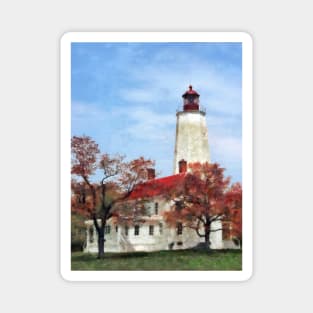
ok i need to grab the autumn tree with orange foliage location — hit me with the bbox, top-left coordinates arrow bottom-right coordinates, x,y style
163,162 -> 242,251
225,182 -> 242,247
71,135 -> 155,258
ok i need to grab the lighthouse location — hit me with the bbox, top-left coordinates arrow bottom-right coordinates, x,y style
83,85 -> 225,254
173,85 -> 210,174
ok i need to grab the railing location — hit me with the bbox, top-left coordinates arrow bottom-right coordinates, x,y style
176,105 -> 206,114
199,105 -> 206,114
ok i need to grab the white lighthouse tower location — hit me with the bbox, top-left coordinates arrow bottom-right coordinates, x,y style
173,85 -> 210,174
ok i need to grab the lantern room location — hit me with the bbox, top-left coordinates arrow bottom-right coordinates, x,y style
182,85 -> 200,111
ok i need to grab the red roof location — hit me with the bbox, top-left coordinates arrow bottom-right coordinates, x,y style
128,173 -> 186,200
182,85 -> 200,97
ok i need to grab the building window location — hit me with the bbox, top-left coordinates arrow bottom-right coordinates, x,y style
177,223 -> 183,235
149,225 -> 154,235
104,225 -> 111,234
154,202 -> 159,215
159,223 -> 163,235
89,227 -> 94,243
115,225 -> 118,233
134,225 -> 140,236
125,226 -> 129,236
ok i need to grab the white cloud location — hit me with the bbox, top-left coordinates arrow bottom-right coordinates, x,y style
118,60 -> 241,116
72,101 -> 106,121
72,101 -> 176,148
119,89 -> 158,103
122,106 -> 175,142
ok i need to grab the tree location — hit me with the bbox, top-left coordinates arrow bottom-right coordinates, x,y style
163,162 -> 241,251
225,182 -> 242,248
71,135 -> 154,258
71,212 -> 86,252
71,136 -> 100,214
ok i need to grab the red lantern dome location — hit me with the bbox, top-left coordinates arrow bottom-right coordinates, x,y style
182,85 -> 200,111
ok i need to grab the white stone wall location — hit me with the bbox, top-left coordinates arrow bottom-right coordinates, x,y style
223,240 -> 241,249
84,218 -> 206,253
173,111 -> 210,174
209,220 -> 224,249
83,197 -> 224,253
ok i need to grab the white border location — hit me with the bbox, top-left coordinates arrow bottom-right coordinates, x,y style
60,32 -> 253,282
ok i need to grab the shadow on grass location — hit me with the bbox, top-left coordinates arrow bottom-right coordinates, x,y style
108,252 -> 149,259
73,249 -> 241,260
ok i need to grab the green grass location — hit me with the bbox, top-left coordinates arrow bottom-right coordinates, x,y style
71,249 -> 242,271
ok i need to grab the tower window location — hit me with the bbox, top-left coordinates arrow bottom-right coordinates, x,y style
154,202 -> 159,215
177,223 -> 183,235
149,225 -> 154,235
125,226 -> 129,236
115,225 -> 118,233
134,225 -> 140,236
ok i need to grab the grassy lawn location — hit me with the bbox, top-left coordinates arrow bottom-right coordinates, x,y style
71,249 -> 241,271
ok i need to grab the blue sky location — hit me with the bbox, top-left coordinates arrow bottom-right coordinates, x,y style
71,42 -> 242,183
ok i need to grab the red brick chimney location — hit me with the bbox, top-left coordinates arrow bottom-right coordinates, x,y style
178,159 -> 187,173
147,168 -> 156,180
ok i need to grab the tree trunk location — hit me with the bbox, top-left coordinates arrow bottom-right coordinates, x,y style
204,222 -> 211,253
92,216 -> 106,259
97,226 -> 105,259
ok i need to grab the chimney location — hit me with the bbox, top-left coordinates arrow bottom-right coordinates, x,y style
178,159 -> 187,173
147,168 -> 155,180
